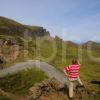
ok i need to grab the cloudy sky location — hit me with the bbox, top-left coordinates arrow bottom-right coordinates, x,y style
0,0 -> 100,43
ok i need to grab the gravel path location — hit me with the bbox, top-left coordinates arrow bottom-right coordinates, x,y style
0,60 -> 68,85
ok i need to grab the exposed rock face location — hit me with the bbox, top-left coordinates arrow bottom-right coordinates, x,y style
0,89 -> 11,97
0,39 -> 19,63
0,16 -> 50,37
0,89 -> 26,100
28,78 -> 64,100
28,78 -> 97,100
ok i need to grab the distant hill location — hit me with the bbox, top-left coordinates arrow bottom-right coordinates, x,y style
83,41 -> 99,45
0,16 -> 50,37
0,16 -> 100,45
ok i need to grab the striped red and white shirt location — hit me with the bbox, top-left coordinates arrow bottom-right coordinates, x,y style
64,64 -> 80,78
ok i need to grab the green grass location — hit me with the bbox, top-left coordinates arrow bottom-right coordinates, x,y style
0,68 -> 48,95
0,96 -> 11,100
1,34 -> 100,82
0,16 -> 50,37
40,40 -> 53,57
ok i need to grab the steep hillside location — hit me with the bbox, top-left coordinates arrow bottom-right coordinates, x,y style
0,16 -> 50,37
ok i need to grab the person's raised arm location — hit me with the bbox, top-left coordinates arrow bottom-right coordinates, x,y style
78,60 -> 81,65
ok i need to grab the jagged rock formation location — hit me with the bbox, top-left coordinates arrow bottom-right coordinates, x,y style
0,39 -> 19,63
28,78 -> 65,100
28,78 -> 93,100
0,78 -> 99,100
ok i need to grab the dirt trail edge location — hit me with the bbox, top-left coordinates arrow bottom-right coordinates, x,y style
0,60 -> 68,86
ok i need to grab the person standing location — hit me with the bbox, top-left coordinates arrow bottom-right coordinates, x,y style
64,58 -> 83,99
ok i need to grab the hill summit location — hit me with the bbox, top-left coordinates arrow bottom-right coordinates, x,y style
0,16 -> 50,37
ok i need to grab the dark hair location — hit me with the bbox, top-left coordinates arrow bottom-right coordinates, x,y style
72,59 -> 78,64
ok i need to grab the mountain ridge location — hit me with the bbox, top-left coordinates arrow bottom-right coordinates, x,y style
0,16 -> 50,37
0,16 -> 99,45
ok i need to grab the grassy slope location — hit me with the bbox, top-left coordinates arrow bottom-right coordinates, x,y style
0,68 -> 48,95
0,96 -> 11,100
1,37 -> 99,93
0,16 -> 49,38
35,37 -> 100,93
0,16 -> 40,31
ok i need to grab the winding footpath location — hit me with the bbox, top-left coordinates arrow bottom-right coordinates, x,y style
0,60 -> 68,85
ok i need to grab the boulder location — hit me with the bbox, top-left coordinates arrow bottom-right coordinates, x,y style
28,78 -> 64,99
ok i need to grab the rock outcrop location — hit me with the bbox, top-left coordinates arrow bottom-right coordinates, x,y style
28,78 -> 97,100
28,78 -> 65,100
